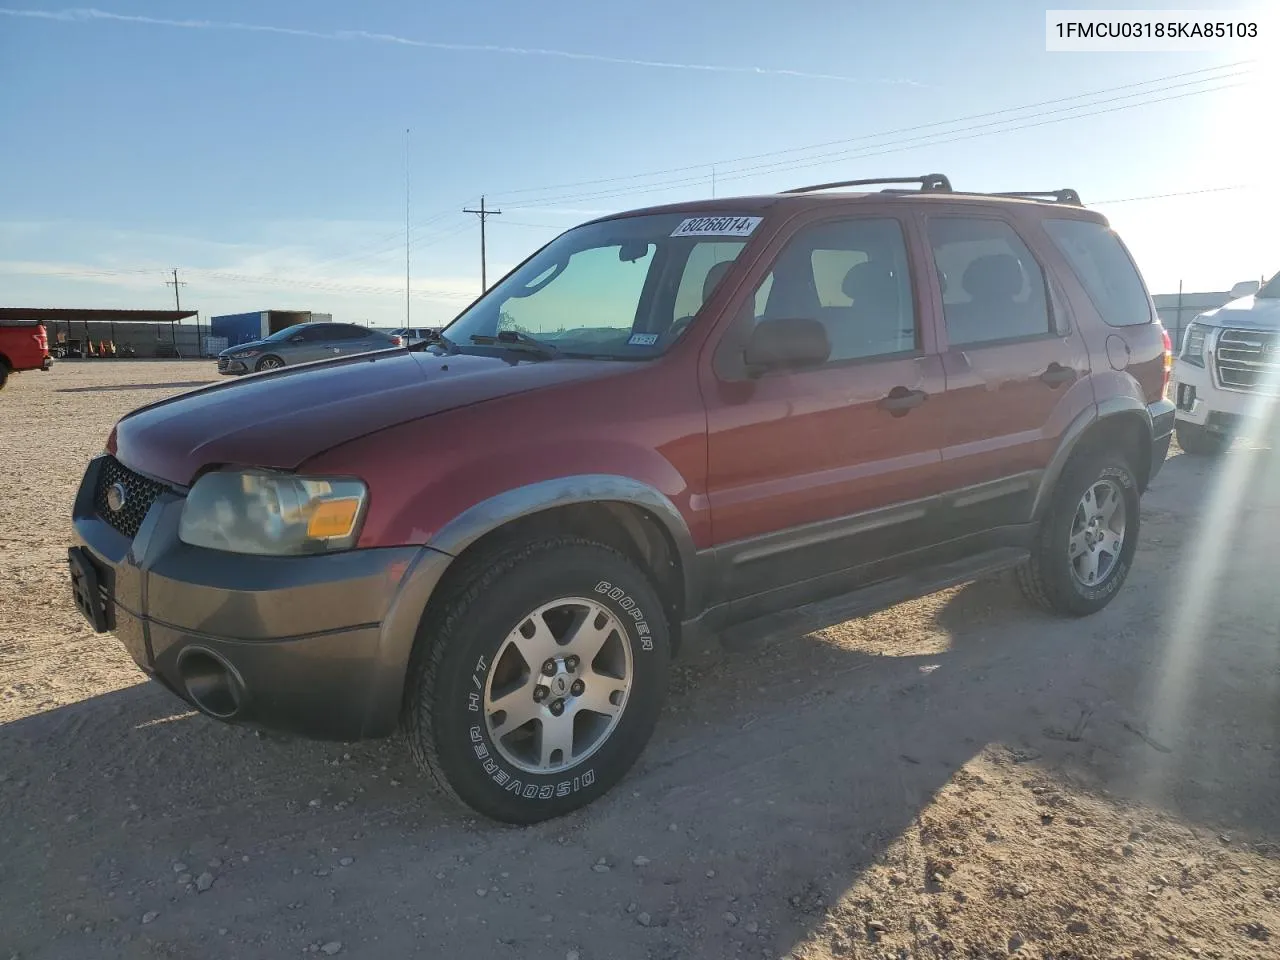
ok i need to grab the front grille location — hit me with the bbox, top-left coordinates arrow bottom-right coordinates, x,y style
217,357 -> 229,371
93,457 -> 167,539
1215,328 -> 1280,394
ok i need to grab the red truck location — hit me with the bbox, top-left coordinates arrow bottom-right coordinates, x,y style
68,175 -> 1173,823
0,320 -> 52,389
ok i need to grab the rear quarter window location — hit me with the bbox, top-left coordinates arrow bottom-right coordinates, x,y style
1043,219 -> 1153,327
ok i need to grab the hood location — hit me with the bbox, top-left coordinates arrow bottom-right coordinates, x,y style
111,350 -> 620,486
1193,295 -> 1280,329
220,339 -> 272,356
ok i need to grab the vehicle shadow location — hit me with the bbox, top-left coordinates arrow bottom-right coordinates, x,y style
55,381 -> 215,394
3,454 -> 1277,959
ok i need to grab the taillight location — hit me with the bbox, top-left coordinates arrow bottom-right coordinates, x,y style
1161,326 -> 1173,396
390,335 -> 404,347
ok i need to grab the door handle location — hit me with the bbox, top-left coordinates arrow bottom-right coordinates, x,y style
878,387 -> 927,416
1040,362 -> 1076,387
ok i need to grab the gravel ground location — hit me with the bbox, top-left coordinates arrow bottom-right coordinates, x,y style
1,360 -> 1278,960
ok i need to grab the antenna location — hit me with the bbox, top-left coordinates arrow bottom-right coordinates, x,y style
405,127 -> 411,327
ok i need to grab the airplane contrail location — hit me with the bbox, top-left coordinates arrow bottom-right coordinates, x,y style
0,7 -> 926,86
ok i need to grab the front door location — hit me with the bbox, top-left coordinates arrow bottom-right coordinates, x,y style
701,212 -> 948,606
922,211 -> 1093,532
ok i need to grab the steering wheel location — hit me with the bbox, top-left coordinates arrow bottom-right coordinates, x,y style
664,315 -> 695,343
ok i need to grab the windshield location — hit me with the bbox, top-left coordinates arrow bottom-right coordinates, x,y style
441,212 -> 760,358
264,323 -> 308,341
1258,271 -> 1280,299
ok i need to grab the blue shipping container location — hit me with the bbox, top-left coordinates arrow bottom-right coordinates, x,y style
210,312 -> 266,347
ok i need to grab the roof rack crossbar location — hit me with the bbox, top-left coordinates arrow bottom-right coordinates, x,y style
783,173 -> 953,195
990,189 -> 1082,206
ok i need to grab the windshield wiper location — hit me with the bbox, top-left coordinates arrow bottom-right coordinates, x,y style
469,330 -> 559,360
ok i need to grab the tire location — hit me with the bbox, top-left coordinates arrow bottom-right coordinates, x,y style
0,363 -> 8,391
255,355 -> 285,372
1017,450 -> 1141,617
1175,420 -> 1229,457
403,537 -> 670,823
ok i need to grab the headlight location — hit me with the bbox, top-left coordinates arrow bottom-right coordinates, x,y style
1180,321 -> 1208,367
179,469 -> 368,555
228,349 -> 260,359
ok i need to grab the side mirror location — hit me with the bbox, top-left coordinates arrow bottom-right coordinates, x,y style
289,334 -> 305,342
1230,280 -> 1260,299
743,317 -> 830,376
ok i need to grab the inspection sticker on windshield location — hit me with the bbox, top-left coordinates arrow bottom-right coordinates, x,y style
627,333 -> 660,346
670,215 -> 762,238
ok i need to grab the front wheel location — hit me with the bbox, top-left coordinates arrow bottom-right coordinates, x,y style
1175,421 -> 1229,457
255,355 -> 284,372
403,537 -> 670,823
1018,451 -> 1140,617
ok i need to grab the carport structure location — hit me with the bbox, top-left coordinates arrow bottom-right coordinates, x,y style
0,308 -> 198,357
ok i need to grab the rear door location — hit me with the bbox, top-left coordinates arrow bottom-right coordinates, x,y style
333,324 -> 388,356
701,210 -> 948,605
922,208 -> 1093,533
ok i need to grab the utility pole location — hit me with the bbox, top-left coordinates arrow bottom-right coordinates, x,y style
405,127 -> 411,327
711,164 -> 717,199
165,268 -> 186,311
463,195 -> 502,292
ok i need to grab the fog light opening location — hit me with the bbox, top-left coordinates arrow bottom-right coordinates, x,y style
178,648 -> 245,720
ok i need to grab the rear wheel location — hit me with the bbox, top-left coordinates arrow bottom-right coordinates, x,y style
1175,420 -> 1229,457
1018,451 -> 1140,617
403,537 -> 670,823
255,355 -> 284,372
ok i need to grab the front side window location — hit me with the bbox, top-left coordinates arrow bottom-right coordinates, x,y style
928,217 -> 1050,346
1042,218 -> 1153,326
743,217 -> 917,363
443,213 -> 758,358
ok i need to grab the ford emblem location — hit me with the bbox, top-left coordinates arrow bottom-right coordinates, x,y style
106,482 -> 128,513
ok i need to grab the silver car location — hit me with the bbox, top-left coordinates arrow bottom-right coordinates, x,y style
217,322 -> 401,375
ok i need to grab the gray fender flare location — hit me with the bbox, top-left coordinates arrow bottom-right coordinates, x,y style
362,475 -> 700,736
1030,398 -> 1154,520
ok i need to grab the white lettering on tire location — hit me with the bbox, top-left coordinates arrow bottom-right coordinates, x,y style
457,577 -> 652,802
593,580 -> 653,651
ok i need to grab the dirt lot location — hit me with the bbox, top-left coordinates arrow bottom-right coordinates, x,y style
2,361 -> 1278,960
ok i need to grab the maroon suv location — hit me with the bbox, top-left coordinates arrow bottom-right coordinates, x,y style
68,175 -> 1174,823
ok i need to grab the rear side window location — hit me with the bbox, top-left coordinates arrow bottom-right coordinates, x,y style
1042,219 -> 1153,327
330,325 -> 370,339
927,217 -> 1050,346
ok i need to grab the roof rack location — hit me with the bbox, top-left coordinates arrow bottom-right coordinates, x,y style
782,173 -> 953,195
989,189 -> 1083,206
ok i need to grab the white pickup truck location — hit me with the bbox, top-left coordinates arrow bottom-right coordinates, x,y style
1172,271 -> 1280,455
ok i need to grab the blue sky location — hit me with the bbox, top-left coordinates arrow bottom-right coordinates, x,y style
0,1 -> 1273,326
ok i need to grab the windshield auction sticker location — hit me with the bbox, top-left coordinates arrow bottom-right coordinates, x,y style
670,216 -> 762,238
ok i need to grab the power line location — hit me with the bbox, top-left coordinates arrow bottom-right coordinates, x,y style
462,196 -> 502,292
1091,185 -> 1248,205
505,76 -> 1245,209
486,61 -> 1251,203
298,63 -> 1251,272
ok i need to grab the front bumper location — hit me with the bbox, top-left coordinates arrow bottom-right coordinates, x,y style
69,454 -> 452,740
1171,359 -> 1278,429
217,357 -> 251,375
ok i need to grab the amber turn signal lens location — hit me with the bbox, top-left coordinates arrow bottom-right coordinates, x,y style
306,498 -> 361,539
